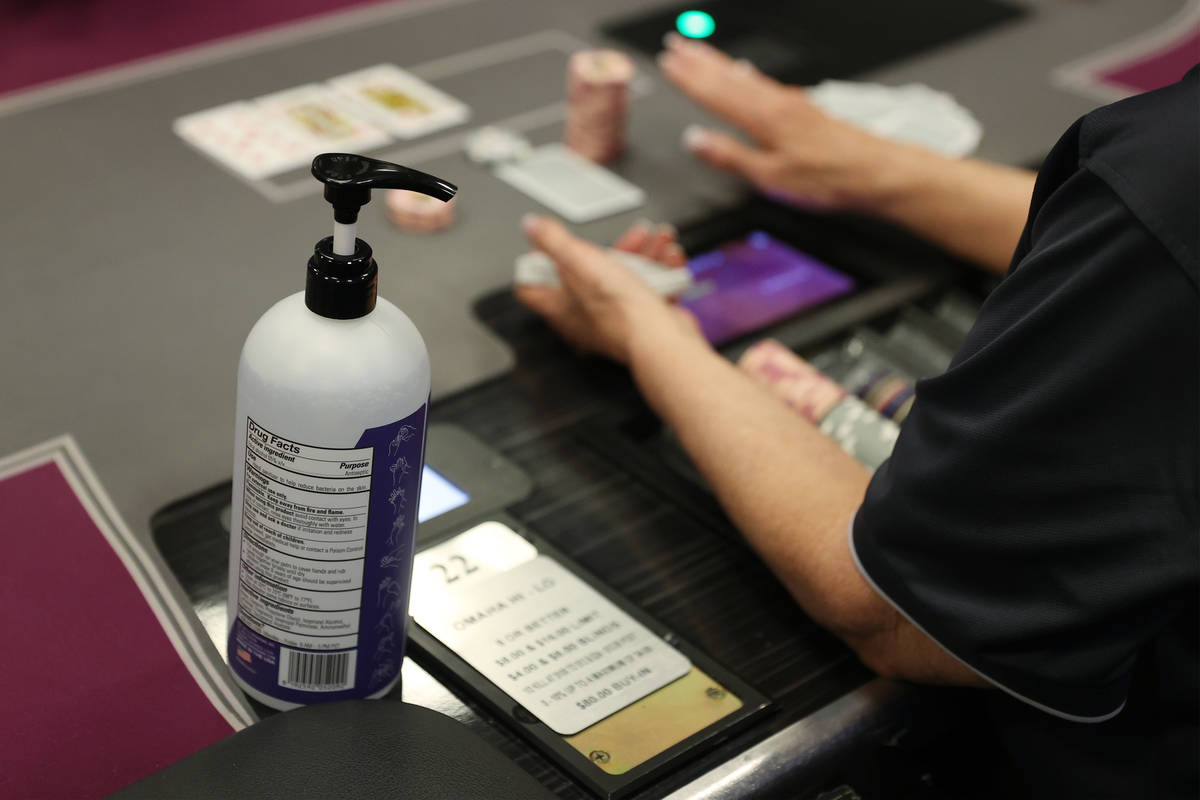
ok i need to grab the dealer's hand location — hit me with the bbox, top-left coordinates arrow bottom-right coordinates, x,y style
515,215 -> 702,365
659,34 -> 898,212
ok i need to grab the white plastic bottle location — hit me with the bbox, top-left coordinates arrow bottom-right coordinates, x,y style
226,154 -> 457,710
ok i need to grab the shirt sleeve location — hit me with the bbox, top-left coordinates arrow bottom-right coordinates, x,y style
851,165 -> 1199,722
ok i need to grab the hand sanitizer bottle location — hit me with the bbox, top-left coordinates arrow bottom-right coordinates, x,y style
226,154 -> 457,710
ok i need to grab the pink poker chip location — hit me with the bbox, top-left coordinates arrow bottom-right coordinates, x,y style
385,189 -> 457,232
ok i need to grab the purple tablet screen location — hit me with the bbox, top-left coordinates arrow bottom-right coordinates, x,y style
680,231 -> 856,344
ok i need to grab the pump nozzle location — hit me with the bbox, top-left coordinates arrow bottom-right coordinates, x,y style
304,154 -> 458,318
312,153 -> 458,255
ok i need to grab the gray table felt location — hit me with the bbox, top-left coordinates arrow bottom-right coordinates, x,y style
0,0 -> 1186,737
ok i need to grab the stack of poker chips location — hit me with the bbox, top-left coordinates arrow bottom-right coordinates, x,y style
739,339 -> 847,424
739,339 -> 900,471
837,362 -> 916,424
385,189 -> 457,233
564,49 -> 635,164
816,396 -> 901,472
813,335 -> 918,424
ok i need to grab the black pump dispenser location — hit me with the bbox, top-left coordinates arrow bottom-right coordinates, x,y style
305,153 -> 457,319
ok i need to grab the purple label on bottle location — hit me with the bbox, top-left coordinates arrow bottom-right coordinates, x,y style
229,404 -> 427,706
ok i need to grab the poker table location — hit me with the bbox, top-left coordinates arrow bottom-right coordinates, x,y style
0,0 -> 1190,796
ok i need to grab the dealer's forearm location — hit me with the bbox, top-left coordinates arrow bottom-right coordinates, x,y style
628,322 -> 888,639
627,323 -> 987,687
867,148 -> 1036,275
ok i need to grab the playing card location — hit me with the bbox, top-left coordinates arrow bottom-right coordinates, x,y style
328,64 -> 470,139
175,86 -> 391,181
254,84 -> 391,153
174,101 -> 309,181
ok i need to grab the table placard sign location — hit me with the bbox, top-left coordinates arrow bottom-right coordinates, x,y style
411,523 -> 691,735
407,517 -> 773,798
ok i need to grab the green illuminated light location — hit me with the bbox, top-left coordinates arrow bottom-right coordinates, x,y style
676,10 -> 715,39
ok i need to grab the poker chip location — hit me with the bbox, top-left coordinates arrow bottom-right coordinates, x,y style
385,189 -> 456,233
464,126 -> 533,166
565,49 -> 635,164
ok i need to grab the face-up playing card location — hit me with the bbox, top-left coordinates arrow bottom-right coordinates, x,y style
254,84 -> 391,152
175,86 -> 391,181
174,101 -> 306,181
328,64 -> 471,139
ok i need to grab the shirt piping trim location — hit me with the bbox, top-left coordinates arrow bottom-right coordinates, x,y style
847,515 -> 1126,725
